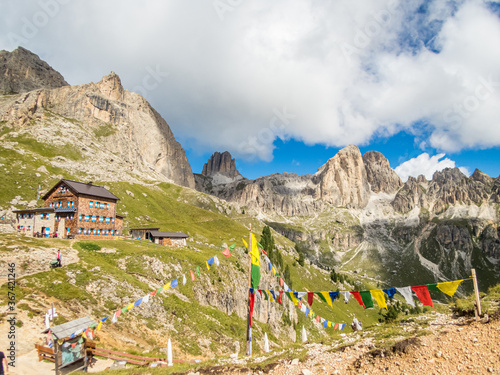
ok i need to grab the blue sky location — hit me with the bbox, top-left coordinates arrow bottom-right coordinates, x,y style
1,0 -> 500,182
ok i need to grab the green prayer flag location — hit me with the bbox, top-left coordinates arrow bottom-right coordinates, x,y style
196,266 -> 200,276
359,290 -> 374,309
315,292 -> 327,303
427,283 -> 440,292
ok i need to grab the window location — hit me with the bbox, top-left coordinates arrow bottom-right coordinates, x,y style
71,201 -> 74,208
106,203 -> 109,210
89,201 -> 93,208
99,216 -> 103,223
93,229 -> 96,235
92,215 -> 96,222
97,229 -> 100,235
106,217 -> 110,223
106,229 -> 109,235
46,213 -> 50,220
101,202 -> 105,209
79,214 -> 82,221
27,226 -> 31,231
85,215 -> 89,222
78,228 -> 81,234
112,217 -> 115,223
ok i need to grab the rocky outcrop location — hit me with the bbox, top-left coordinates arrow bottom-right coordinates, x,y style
1,71 -> 195,189
392,168 -> 493,214
313,145 -> 370,208
363,150 -> 402,194
0,47 -> 68,94
202,151 -> 242,179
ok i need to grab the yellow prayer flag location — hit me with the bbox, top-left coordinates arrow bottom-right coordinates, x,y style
242,238 -> 248,248
127,303 -> 134,311
437,280 -> 463,297
370,289 -> 388,310
163,283 -> 171,291
327,321 -> 332,328
288,292 -> 299,305
308,310 -> 313,317
97,321 -> 102,331
320,292 -> 333,308
271,266 -> 276,275
266,290 -> 274,300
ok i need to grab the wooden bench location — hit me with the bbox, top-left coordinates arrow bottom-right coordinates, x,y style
87,346 -> 185,366
35,344 -> 56,363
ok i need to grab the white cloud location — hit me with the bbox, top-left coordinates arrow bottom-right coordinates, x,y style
1,1 -> 500,162
395,153 -> 470,182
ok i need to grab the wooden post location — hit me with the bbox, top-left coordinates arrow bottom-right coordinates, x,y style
246,224 -> 252,356
54,340 -> 60,375
471,268 -> 482,320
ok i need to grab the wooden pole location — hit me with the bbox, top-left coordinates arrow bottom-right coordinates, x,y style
471,268 -> 482,320
246,224 -> 252,356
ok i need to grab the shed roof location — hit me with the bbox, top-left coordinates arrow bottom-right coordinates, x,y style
42,316 -> 95,339
130,227 -> 160,231
42,179 -> 119,201
148,230 -> 189,239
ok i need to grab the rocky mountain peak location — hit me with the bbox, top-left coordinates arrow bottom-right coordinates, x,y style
97,72 -> 124,101
0,46 -> 68,94
202,151 -> 242,179
362,150 -> 402,194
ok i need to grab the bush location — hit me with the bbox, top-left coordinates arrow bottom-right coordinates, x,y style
79,242 -> 101,251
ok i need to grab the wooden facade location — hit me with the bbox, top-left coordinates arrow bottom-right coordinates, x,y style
14,179 -> 123,239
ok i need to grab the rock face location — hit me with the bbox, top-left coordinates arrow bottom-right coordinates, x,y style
202,151 -> 241,179
1,70 -> 195,188
0,47 -> 68,94
313,144 -> 371,208
363,150 -> 402,194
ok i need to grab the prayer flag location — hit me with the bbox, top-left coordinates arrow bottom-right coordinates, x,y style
156,287 -> 162,294
396,286 -> 415,307
127,303 -> 134,311
411,285 -> 434,309
323,320 -> 328,328
134,298 -> 143,307
307,292 -> 314,306
436,280 -> 463,297
263,290 -> 269,300
222,247 -> 231,257
97,321 -> 102,331
383,287 -> 396,299
196,266 -> 200,276
350,291 -> 365,307
278,291 -> 283,304
286,292 -> 298,305
249,290 -> 255,327
142,295 -> 150,304
206,257 -> 215,270
258,289 -> 263,299
316,292 -> 327,304
327,321 -> 332,328
298,300 -> 302,309
268,262 -> 272,272
250,233 -> 261,288
163,283 -> 171,292
359,291 -> 374,308
280,277 -> 284,287
171,279 -> 178,288
340,324 -> 346,330
214,256 -> 220,266
271,266 -> 276,276
182,274 -> 187,285
242,238 -> 248,248
316,315 -> 320,322
297,292 -> 306,300
320,292 -> 333,307
305,307 -> 310,316
270,290 -> 276,300
329,291 -> 339,305
112,310 -> 121,323
121,306 -> 128,313
191,270 -> 195,281
150,289 -> 157,296
341,291 -> 351,304
427,283 -> 440,292
228,243 -> 236,250
334,323 -> 339,330
371,289 -> 388,309
101,316 -> 108,322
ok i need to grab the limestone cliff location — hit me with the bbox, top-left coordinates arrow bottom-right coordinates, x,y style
363,150 -> 402,194
0,47 -> 68,94
1,70 -> 195,188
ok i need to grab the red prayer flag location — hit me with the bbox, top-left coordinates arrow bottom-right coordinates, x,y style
298,301 -> 302,308
316,315 -> 320,322
150,289 -> 157,296
307,292 -> 314,307
249,290 -> 255,327
411,285 -> 434,309
350,291 -> 365,307
222,247 -> 231,257
258,289 -> 263,299
334,323 -> 339,330
278,290 -> 283,304
280,278 -> 284,287
190,270 -> 195,281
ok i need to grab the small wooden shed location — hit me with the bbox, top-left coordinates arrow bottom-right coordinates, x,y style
147,230 -> 189,247
42,316 -> 95,374
129,227 -> 160,240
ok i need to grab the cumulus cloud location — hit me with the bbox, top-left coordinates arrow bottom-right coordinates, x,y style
1,0 -> 500,162
395,153 -> 470,182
